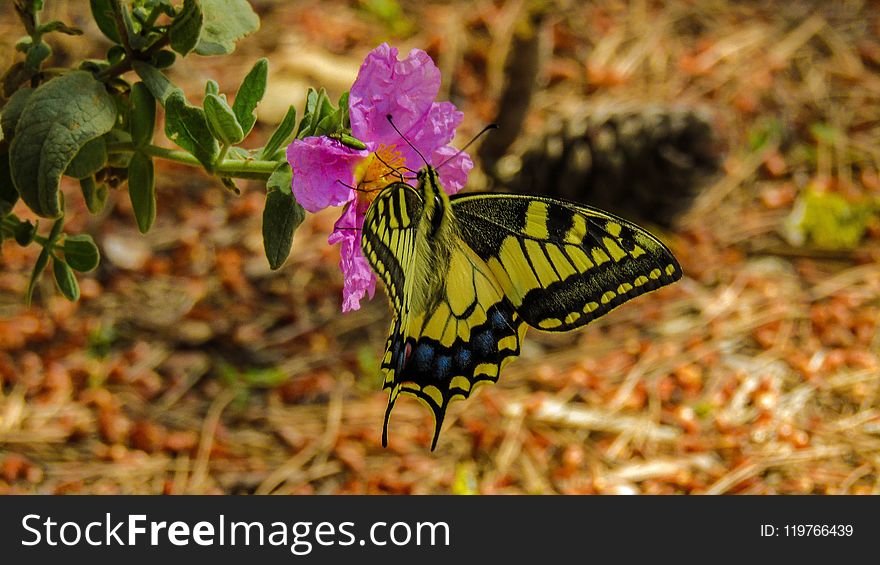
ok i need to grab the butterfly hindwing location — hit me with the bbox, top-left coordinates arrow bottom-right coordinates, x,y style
380,242 -> 527,449
450,193 -> 682,331
363,178 -> 529,449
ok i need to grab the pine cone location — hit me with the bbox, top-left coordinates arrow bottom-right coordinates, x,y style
491,104 -> 721,228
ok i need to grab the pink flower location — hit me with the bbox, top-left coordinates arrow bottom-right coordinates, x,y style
287,43 -> 473,312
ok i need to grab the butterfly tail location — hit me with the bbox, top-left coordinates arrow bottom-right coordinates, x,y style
430,403 -> 447,452
382,384 -> 401,447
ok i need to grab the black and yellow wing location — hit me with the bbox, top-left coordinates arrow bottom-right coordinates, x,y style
360,181 -> 420,317
361,172 -> 682,450
450,193 -> 682,331
362,183 -> 528,450
379,242 -> 527,450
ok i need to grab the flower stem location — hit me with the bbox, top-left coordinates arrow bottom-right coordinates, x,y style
108,142 -> 277,179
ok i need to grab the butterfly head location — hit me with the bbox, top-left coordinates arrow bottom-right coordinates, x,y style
416,165 -> 450,237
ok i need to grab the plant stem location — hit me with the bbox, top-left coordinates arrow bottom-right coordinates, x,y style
142,5 -> 164,30
216,144 -> 230,168
110,0 -> 134,58
108,142 -> 278,179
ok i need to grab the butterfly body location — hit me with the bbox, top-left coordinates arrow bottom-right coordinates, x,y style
361,165 -> 681,449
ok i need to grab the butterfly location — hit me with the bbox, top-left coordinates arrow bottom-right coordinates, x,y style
361,164 -> 682,450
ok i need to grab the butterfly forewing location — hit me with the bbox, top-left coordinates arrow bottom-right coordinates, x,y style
450,193 -> 682,332
361,182 -> 422,318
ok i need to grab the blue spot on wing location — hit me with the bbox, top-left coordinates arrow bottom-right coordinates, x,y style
473,330 -> 495,356
454,348 -> 472,370
412,343 -> 434,373
491,309 -> 508,330
434,355 -> 452,379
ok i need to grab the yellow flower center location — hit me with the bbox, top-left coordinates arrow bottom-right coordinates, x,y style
353,144 -> 407,205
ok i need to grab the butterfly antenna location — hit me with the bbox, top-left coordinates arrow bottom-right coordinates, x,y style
437,123 -> 498,170
371,151 -> 408,183
386,114 -> 429,167
336,179 -> 373,195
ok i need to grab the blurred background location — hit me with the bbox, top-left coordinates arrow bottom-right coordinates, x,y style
1,0 -> 879,494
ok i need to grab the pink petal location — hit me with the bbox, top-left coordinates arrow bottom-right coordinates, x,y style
392,101 -> 465,170
328,198 -> 377,312
287,137 -> 367,213
349,43 -> 441,149
432,145 -> 473,194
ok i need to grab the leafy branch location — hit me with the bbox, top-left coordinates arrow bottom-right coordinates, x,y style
0,0 -> 357,304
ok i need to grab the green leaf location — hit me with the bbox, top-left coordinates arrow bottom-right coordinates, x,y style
204,93 -> 244,145
150,50 -> 176,69
89,0 -> 121,43
14,219 -> 37,246
297,88 -> 336,139
65,137 -> 107,180
128,152 -> 156,233
24,42 -> 52,70
0,147 -> 18,215
25,216 -> 63,306
295,88 -> 319,138
338,91 -> 351,129
314,106 -> 344,137
232,57 -> 267,137
79,59 -> 111,74
259,105 -> 297,160
39,20 -> 84,36
226,146 -> 250,160
0,87 -> 33,141
164,91 -> 220,170
784,187 -> 876,250
262,164 -> 303,270
15,37 -> 33,53
79,176 -> 108,214
266,162 -> 292,194
52,257 -> 80,301
311,91 -> 349,138
111,90 -> 131,131
315,90 -> 336,122
105,129 -> 133,167
169,0 -> 203,56
205,79 -> 220,97
9,71 -> 117,218
132,61 -> 183,106
26,246 -> 50,306
62,234 -> 100,272
120,5 -> 148,50
130,82 -> 156,148
195,0 -> 260,56
107,45 -> 126,64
